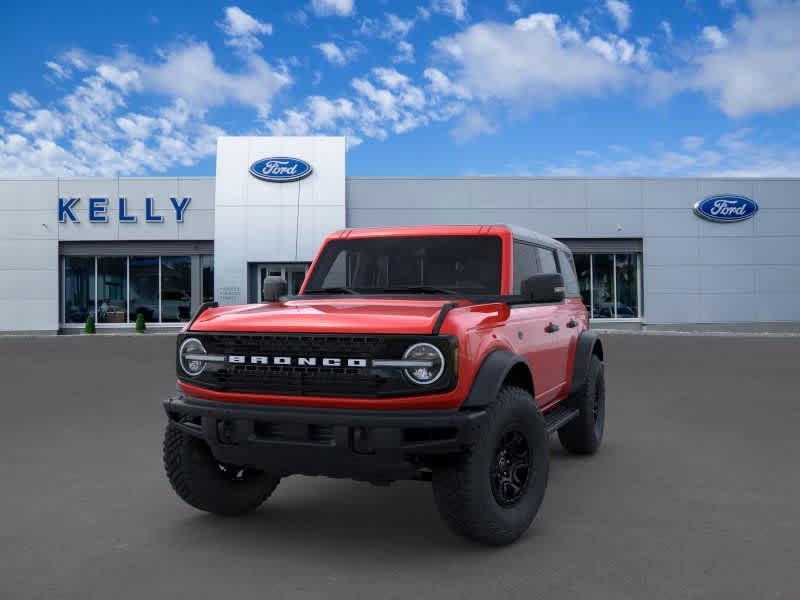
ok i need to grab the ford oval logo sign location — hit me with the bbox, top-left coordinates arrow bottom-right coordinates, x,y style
249,157 -> 312,183
693,195 -> 758,223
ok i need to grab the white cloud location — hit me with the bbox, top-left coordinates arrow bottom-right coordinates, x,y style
359,13 -> 415,41
451,110 -> 496,142
701,25 -> 728,49
218,6 -> 272,51
314,42 -> 363,66
393,41 -> 415,63
432,13 -> 638,107
606,0 -> 632,33
310,0 -> 354,17
681,135 -> 705,152
660,20 -> 673,42
372,67 -> 410,90
423,67 -> 472,100
315,42 -> 347,66
9,91 -> 38,111
266,66 -> 463,145
587,34 -> 649,66
288,10 -> 308,25
507,1 -> 522,16
691,1 -> 800,116
386,14 -> 414,38
45,61 -> 71,80
6,108 -> 65,139
140,42 -> 290,116
96,64 -> 142,93
430,0 -> 468,21
546,128 -> 800,177
0,32 -> 288,175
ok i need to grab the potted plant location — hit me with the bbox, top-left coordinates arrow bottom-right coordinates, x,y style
84,314 -> 96,334
135,313 -> 146,333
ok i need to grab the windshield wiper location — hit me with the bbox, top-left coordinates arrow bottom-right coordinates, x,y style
303,286 -> 359,295
378,286 -> 459,295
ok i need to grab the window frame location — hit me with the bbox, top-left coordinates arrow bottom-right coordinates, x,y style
512,239 -> 566,290
60,253 -> 212,328
571,251 -> 643,320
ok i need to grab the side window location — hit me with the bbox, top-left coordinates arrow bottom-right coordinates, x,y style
513,241 -> 540,293
558,250 -> 580,297
536,247 -> 559,274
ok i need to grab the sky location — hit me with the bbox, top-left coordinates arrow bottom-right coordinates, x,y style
1,0 -> 799,177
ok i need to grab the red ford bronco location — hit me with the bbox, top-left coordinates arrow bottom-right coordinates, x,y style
163,225 -> 605,545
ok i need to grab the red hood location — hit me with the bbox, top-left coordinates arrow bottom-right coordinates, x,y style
189,298 -> 467,334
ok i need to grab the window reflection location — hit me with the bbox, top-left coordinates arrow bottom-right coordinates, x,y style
161,256 -> 191,322
97,257 -> 127,323
130,256 -> 159,322
64,256 -> 95,323
572,252 -> 641,319
201,255 -> 214,303
591,254 -> 614,319
615,254 -> 639,318
574,254 -> 591,310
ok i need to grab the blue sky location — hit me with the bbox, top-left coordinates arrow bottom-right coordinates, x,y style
1,0 -> 798,177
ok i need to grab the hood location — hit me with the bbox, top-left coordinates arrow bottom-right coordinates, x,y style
189,298 -> 466,335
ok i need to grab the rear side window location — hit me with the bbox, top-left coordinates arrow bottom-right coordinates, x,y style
558,250 -> 580,297
512,242 -> 540,293
536,247 -> 559,274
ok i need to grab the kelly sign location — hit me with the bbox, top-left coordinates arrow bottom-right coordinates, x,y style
58,197 -> 191,223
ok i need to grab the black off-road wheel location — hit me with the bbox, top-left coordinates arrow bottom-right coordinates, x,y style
432,386 -> 549,546
163,425 -> 280,516
558,354 -> 605,455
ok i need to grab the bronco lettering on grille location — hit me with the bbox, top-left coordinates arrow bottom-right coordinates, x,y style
227,355 -> 368,368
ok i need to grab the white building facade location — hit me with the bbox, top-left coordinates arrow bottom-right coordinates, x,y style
0,136 -> 798,333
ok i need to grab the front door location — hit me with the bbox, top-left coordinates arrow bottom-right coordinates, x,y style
258,264 -> 309,301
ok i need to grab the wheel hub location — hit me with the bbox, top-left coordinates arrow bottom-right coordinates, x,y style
490,430 -> 532,507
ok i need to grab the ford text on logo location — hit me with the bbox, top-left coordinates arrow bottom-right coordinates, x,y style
58,197 -> 191,224
693,195 -> 758,223
249,157 -> 312,182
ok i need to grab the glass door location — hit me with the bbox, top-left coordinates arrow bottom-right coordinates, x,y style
258,264 -> 309,301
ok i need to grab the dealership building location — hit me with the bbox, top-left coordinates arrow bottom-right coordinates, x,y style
0,135 -> 798,334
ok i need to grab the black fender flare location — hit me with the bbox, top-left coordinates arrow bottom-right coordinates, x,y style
461,350 -> 533,409
568,331 -> 604,397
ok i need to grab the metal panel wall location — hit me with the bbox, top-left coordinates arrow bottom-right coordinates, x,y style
0,176 -> 214,332
347,177 -> 800,325
213,136 -> 346,306
0,178 -> 59,332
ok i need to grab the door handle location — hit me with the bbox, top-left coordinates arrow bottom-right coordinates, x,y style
545,322 -> 559,333
566,319 -> 578,328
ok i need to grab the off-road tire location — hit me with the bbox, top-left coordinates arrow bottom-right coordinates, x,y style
558,354 -> 605,455
163,425 -> 280,516
432,386 -> 549,546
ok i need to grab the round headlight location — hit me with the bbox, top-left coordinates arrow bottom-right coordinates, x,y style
403,342 -> 445,385
179,337 -> 207,377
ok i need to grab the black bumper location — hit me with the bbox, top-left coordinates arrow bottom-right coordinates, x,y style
163,395 -> 486,481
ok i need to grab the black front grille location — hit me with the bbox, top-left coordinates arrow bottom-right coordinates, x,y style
178,333 -> 456,398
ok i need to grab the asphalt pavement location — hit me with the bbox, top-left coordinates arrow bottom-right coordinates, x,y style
1,333 -> 798,599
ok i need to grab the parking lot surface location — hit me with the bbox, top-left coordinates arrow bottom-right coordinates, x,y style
1,333 -> 799,600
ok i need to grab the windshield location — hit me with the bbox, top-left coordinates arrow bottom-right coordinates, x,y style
303,235 -> 502,295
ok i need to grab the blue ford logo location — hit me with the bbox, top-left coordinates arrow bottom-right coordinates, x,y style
693,195 -> 758,223
249,157 -> 312,182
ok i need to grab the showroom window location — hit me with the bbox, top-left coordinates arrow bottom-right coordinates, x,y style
61,255 -> 214,326
64,256 -> 95,324
201,255 -> 214,303
572,253 -> 641,319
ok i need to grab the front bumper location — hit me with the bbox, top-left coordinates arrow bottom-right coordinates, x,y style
164,394 -> 486,481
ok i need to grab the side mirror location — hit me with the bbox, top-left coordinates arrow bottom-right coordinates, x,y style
262,276 -> 288,302
521,273 -> 565,304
